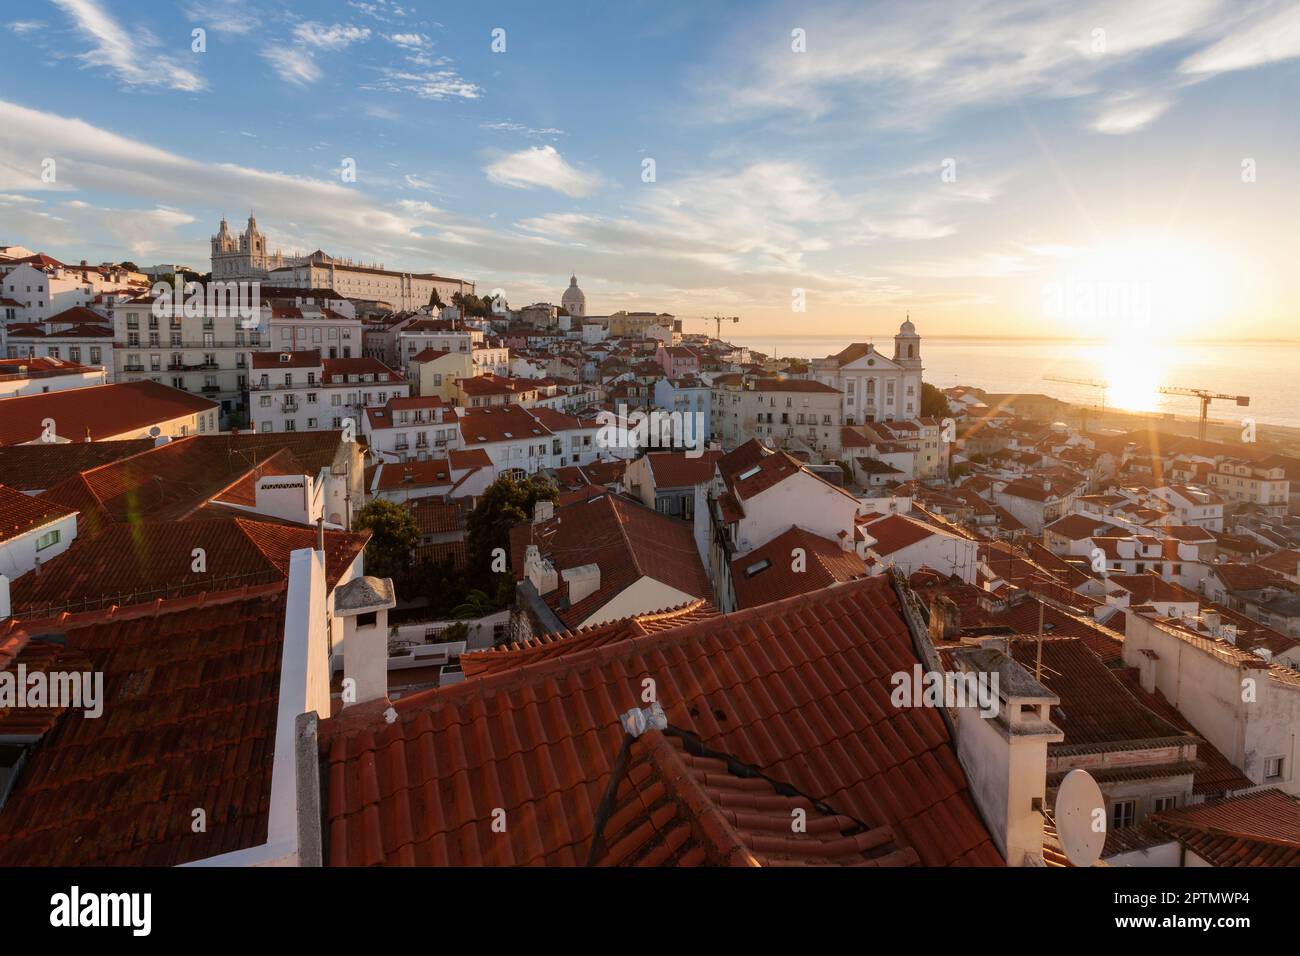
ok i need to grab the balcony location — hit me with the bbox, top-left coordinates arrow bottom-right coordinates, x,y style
280,401 -> 300,413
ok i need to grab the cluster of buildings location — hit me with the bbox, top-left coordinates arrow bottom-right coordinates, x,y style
2,224 -> 1299,869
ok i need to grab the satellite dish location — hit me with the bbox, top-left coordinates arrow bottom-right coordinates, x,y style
1055,768 -> 1106,867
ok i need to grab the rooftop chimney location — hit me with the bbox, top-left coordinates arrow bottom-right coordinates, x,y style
561,563 -> 601,605
949,645 -> 1063,866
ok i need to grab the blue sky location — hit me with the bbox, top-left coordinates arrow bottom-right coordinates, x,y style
2,0 -> 1298,339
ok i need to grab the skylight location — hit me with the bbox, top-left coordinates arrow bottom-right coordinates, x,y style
738,465 -> 761,481
745,559 -> 771,576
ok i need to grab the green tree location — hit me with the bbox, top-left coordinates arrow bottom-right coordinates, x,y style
921,381 -> 952,419
451,588 -> 496,619
355,499 -> 420,583
464,474 -> 558,583
429,287 -> 444,310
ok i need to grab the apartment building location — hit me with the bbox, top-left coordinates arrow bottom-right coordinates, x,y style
248,350 -> 408,434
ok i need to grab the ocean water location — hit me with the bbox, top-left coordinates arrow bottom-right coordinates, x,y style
729,336 -> 1300,429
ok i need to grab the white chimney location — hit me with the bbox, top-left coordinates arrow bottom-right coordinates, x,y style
524,544 -> 557,595
0,574 -> 9,620
950,646 -> 1063,866
334,575 -> 397,707
533,499 -> 554,524
561,563 -> 601,605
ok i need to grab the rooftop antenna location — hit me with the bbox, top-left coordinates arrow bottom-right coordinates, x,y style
1054,769 -> 1106,867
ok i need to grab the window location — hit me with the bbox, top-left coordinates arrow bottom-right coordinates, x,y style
260,420 -> 272,433
1265,756 -> 1284,780
1110,799 -> 1136,830
35,529 -> 61,551
1152,795 -> 1178,813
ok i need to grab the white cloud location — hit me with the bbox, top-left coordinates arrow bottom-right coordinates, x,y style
182,0 -> 258,35
481,121 -> 565,138
1180,1 -> 1300,75
293,22 -> 372,50
703,0 -> 1225,129
9,20 -> 44,34
1090,92 -> 1172,134
365,66 -> 481,100
52,0 -> 206,92
385,33 -> 429,50
261,47 -> 322,86
485,146 -> 604,197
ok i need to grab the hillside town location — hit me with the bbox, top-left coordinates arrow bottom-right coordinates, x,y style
1,223 -> 1298,871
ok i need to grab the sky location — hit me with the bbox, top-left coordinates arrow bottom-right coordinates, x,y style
1,0 -> 1298,340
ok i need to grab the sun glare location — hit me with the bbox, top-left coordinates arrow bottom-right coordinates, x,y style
1044,236 -> 1236,340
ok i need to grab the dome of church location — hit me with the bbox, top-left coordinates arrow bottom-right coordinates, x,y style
562,275 -> 586,316
899,317 -> 916,335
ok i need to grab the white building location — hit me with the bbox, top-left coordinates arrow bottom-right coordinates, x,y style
249,350 -> 408,434
114,293 -> 262,426
810,319 -> 925,424
362,395 -> 462,463
561,275 -> 586,318
0,485 -> 77,581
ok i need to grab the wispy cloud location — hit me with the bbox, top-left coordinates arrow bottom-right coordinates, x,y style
364,66 -> 481,100
1090,92 -> 1172,134
260,47 -> 322,87
182,0 -> 259,36
485,146 -> 604,197
481,121 -> 565,139
53,0 -> 205,92
1180,1 -> 1300,75
292,22 -> 372,50
703,0 -> 1226,132
8,20 -> 44,34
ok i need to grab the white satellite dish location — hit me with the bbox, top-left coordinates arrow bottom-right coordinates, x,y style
1054,768 -> 1106,867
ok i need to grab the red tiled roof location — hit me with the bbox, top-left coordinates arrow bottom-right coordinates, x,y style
448,447 -> 492,471
1007,638 -> 1187,748
462,599 -> 717,678
39,440 -> 309,535
0,380 -> 217,446
509,493 -> 711,627
1153,790 -> 1300,866
0,483 -> 76,543
732,525 -> 866,609
459,405 -> 553,444
594,730 -> 918,866
0,588 -> 289,865
1209,563 -> 1286,591
645,450 -> 723,488
321,357 -> 403,384
318,575 -> 1002,866
251,349 -> 322,369
7,517 -> 368,616
862,513 -> 936,556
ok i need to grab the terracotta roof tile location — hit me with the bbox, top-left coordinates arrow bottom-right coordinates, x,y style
0,380 -> 217,446
732,525 -> 866,609
318,576 -> 1002,866
1153,789 -> 1300,866
0,588 -> 289,865
0,483 -> 76,543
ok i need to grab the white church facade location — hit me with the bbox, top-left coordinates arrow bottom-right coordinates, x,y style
210,217 -> 473,311
810,318 -> 924,424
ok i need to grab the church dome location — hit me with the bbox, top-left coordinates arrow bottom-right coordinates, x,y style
899,317 -> 916,335
562,274 -> 586,316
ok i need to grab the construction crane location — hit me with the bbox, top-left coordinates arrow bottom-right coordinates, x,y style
1042,374 -> 1108,430
681,315 -> 740,340
1159,386 -> 1250,441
